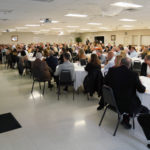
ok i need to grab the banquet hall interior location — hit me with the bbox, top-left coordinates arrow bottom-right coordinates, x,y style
1,0 -> 150,150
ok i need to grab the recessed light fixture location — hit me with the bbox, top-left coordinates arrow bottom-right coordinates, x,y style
65,14 -> 88,18
66,26 -> 79,28
88,23 -> 102,26
111,2 -> 143,8
51,28 -> 63,30
122,25 -> 133,28
120,18 -> 136,22
25,24 -> 40,27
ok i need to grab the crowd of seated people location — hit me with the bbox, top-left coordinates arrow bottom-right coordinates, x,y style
1,40 -> 150,148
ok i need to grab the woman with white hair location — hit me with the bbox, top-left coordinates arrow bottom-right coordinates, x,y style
31,52 -> 52,86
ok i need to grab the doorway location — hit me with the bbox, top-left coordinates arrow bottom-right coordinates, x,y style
95,36 -> 104,44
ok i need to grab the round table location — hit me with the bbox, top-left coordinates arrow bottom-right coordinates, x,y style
137,76 -> 150,109
73,63 -> 87,91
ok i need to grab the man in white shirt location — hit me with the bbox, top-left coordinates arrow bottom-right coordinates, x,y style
104,51 -> 115,74
54,53 -> 75,91
129,47 -> 138,58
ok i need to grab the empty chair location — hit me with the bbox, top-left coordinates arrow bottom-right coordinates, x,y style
57,70 -> 74,100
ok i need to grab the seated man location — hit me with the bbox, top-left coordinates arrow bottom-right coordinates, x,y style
128,46 -> 138,58
138,114 -> 150,149
99,57 -> 149,129
103,51 -> 115,74
46,51 -> 58,73
54,53 -> 75,91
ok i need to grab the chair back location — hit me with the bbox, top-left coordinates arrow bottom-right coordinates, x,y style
132,60 -> 142,72
59,70 -> 73,85
80,59 -> 87,66
102,85 -> 120,114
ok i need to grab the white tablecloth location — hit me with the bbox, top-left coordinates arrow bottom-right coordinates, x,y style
137,76 -> 150,109
74,63 -> 87,91
131,57 -> 144,64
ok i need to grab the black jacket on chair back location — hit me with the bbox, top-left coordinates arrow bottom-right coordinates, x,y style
141,63 -> 147,77
84,63 -> 103,97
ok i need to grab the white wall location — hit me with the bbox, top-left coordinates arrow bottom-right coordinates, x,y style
80,29 -> 150,46
1,29 -> 150,46
0,32 -> 78,44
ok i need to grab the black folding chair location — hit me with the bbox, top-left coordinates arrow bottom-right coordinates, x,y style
72,52 -> 78,63
132,60 -> 142,74
31,74 -> 47,95
99,85 -> 136,136
80,59 -> 87,66
58,70 -> 74,100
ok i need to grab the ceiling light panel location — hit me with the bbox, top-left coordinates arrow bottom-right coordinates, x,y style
111,2 -> 143,8
65,14 -> 88,18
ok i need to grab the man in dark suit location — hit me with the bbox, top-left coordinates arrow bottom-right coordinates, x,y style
46,51 -> 58,73
138,114 -> 150,149
99,57 -> 149,129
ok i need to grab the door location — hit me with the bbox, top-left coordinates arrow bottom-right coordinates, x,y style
95,36 -> 104,44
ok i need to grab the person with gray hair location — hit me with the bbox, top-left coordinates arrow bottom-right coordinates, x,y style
98,57 -> 149,129
120,57 -> 132,69
31,52 -> 52,87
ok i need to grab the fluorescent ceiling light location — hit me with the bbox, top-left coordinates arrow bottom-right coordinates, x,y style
51,28 -> 62,30
25,24 -> 40,27
122,25 -> 133,28
52,20 -> 59,23
88,23 -> 102,26
111,2 -> 143,8
66,26 -> 79,28
40,20 -> 59,23
65,14 -> 88,18
120,18 -> 136,22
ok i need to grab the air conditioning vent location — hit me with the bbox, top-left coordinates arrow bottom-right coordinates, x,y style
125,8 -> 138,12
0,19 -> 8,21
0,9 -> 13,14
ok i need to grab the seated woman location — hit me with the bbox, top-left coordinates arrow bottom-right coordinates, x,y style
32,52 -> 52,87
78,49 -> 87,66
141,47 -> 149,59
18,50 -> 28,75
141,55 -> 150,78
84,54 -> 103,97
